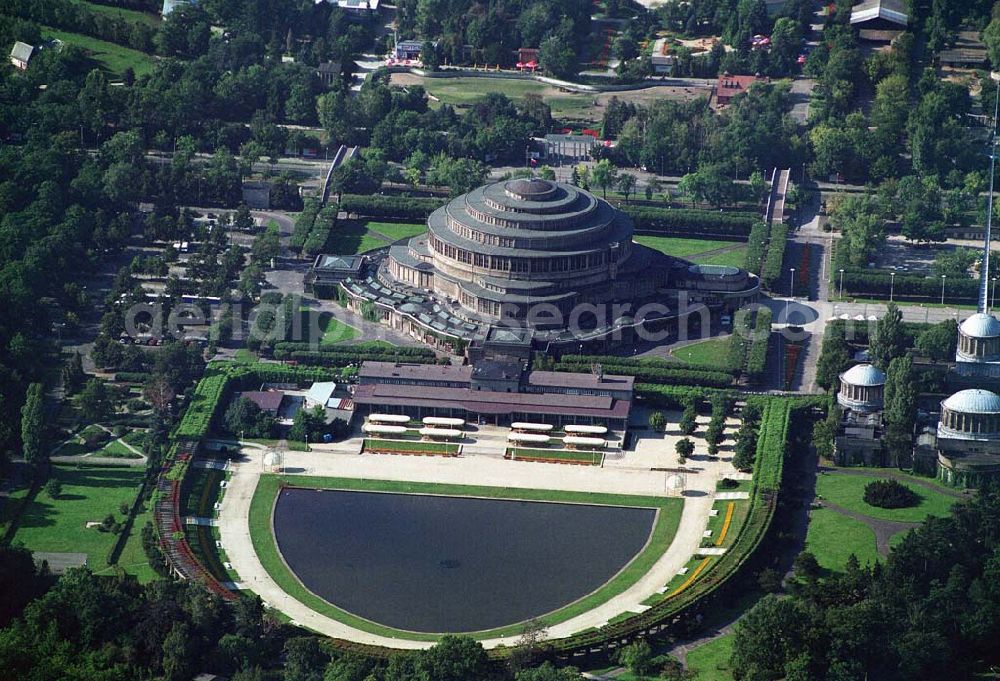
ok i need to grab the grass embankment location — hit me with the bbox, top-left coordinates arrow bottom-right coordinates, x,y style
248,475 -> 682,641
686,634 -> 736,681
363,221 -> 427,242
634,235 -> 748,268
10,465 -> 144,565
815,473 -> 957,523
671,338 -> 733,367
40,27 -> 156,76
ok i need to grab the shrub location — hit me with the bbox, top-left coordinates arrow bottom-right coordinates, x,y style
44,479 -> 62,499
719,477 -> 739,489
863,479 -> 919,509
761,222 -> 789,290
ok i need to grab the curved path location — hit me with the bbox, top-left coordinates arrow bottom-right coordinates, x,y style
216,433 -> 739,649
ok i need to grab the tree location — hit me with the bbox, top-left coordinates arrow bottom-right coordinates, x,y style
234,203 -> 254,232
649,411 -> 666,432
915,319 -> 957,360
415,635 -> 492,681
883,355 -> 916,453
616,173 -> 637,203
617,640 -> 654,676
21,383 -> 46,471
539,34 -> 577,80
679,403 -> 698,435
869,303 -> 905,370
44,479 -> 62,499
675,438 -> 694,460
817,324 -> 851,390
79,379 -> 113,423
282,636 -> 326,681
731,595 -> 810,680
678,164 -> 733,208
62,352 -> 86,396
537,166 -> 556,181
590,159 -> 618,199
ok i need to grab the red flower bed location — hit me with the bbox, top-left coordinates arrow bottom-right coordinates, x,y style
783,343 -> 802,390
796,244 -> 810,292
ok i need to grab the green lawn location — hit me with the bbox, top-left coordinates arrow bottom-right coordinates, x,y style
41,27 -> 156,77
804,507 -> 878,571
11,466 -> 145,565
364,439 -> 459,454
96,439 -> 143,458
327,221 -> 391,254
71,0 -> 160,26
815,473 -> 958,523
364,221 -> 427,242
634,235 -> 743,259
95,501 -> 158,583
693,246 -> 748,268
248,475 -> 682,641
508,447 -> 604,464
688,634 -> 736,681
671,338 -> 733,367
319,312 -> 359,345
417,76 -> 595,119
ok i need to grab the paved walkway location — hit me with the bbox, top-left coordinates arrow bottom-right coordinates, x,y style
216,417 -> 743,649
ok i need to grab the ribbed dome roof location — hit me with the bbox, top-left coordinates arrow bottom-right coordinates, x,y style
943,389 -> 1000,414
505,178 -> 557,201
840,363 -> 886,387
960,312 -> 1000,338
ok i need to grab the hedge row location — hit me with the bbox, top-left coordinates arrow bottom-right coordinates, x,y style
273,342 -> 436,359
290,200 -> 320,252
114,372 -> 152,384
174,371 -> 228,439
553,358 -> 734,387
744,221 -> 770,274
725,310 -> 755,377
761,222 -> 789,290
339,194 -> 447,221
837,268 -> 979,304
622,206 -> 758,238
303,205 -> 337,256
746,308 -> 772,385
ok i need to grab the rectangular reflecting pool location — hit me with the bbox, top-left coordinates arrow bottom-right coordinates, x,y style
273,488 -> 657,633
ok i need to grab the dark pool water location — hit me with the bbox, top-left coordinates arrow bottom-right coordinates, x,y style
272,488 -> 656,633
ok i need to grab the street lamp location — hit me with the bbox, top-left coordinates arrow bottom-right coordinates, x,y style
941,275 -> 947,305
889,271 -> 896,303
838,268 -> 845,299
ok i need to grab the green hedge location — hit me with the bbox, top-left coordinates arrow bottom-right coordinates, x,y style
725,311 -> 754,377
746,308 -> 772,385
290,200 -> 320,252
553,356 -> 734,387
744,220 -> 769,274
761,222 -> 789,290
339,194 -> 447,221
303,205 -> 337,256
837,268 -> 978,303
622,206 -> 758,238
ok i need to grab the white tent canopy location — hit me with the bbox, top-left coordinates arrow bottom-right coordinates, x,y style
422,416 -> 465,427
419,428 -> 462,439
368,414 -> 411,424
362,424 -> 408,434
564,424 -> 608,435
511,422 -> 554,432
507,432 -> 551,444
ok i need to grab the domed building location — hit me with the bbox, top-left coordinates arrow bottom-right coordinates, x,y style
837,363 -> 886,413
954,312 -> 1000,379
936,388 -> 1000,487
833,364 -> 887,466
339,179 -> 760,351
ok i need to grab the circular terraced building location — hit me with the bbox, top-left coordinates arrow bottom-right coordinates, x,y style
387,178 -> 652,323
341,178 -> 759,349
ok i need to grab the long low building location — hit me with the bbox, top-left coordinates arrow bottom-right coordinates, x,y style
354,360 -> 633,430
